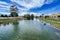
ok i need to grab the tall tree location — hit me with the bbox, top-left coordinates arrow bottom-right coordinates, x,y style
30,14 -> 34,20
10,4 -> 18,17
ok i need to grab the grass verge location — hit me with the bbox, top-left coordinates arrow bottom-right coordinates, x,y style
39,18 -> 60,30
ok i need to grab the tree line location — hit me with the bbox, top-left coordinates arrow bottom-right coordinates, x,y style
24,14 -> 34,20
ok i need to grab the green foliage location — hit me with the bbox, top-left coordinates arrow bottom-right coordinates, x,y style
30,14 -> 34,20
10,12 -> 18,17
39,18 -> 60,30
0,14 -> 8,17
24,14 -> 30,20
24,14 -> 34,20
10,4 -> 18,17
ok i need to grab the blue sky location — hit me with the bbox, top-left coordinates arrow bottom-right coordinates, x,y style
0,0 -> 60,16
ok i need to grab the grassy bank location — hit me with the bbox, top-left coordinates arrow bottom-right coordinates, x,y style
0,19 -> 20,25
0,17 -> 24,24
39,18 -> 60,30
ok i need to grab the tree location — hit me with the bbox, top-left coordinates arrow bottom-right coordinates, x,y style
26,14 -> 30,20
24,14 -> 34,20
10,12 -> 18,17
45,16 -> 49,18
30,14 -> 34,20
23,14 -> 30,20
10,4 -> 18,17
40,15 -> 42,17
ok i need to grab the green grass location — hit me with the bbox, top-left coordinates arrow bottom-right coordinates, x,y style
38,18 -> 60,30
0,18 -> 21,25
0,17 -> 28,25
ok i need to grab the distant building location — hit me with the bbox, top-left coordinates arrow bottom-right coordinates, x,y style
50,13 -> 60,19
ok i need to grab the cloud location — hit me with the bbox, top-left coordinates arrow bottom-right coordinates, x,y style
0,1 -> 28,15
0,12 -> 10,15
20,12 -> 41,16
0,0 -> 59,15
0,1 -> 9,7
37,6 -> 60,15
0,5 -> 9,10
0,1 -> 11,14
45,0 -> 54,4
11,0 -> 45,9
0,1 -> 8,4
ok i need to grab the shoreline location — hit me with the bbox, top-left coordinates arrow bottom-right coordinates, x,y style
38,18 -> 60,30
0,17 -> 23,19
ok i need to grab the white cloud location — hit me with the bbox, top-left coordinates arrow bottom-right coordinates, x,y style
0,5 -> 9,10
10,0 -> 55,16
0,1 -> 8,4
45,0 -> 54,4
0,1 -> 11,15
11,0 -> 45,9
0,1 -> 28,15
19,12 -> 41,16
20,12 -> 28,16
37,6 -> 60,15
0,0 -> 55,15
0,1 -> 10,7
18,6 -> 28,12
0,12 -> 10,15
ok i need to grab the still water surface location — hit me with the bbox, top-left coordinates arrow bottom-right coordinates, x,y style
0,19 -> 60,40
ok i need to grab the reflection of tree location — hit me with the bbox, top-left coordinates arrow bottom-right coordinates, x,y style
0,20 -> 20,40
0,22 -> 10,26
9,21 -> 20,40
9,21 -> 19,40
12,21 -> 19,32
3,23 -> 9,26
0,20 -> 19,27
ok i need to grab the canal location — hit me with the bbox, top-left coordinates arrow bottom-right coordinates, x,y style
0,19 -> 60,40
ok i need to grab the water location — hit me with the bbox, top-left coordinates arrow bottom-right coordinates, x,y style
0,19 -> 60,40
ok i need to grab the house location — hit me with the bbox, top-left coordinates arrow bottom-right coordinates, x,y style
50,13 -> 60,19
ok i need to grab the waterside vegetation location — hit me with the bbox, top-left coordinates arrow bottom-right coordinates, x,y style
38,17 -> 60,30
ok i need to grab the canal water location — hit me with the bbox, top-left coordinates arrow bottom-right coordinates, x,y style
0,19 -> 60,40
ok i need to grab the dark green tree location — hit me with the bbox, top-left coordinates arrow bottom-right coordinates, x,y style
10,12 -> 18,17
30,14 -> 34,20
24,14 -> 30,20
10,4 -> 18,17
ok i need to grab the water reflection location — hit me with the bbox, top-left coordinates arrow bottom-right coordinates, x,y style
0,23 -> 14,40
0,19 -> 60,40
0,20 -> 19,40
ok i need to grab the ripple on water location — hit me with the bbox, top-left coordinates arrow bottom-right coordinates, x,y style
0,20 -> 60,40
55,32 -> 60,38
